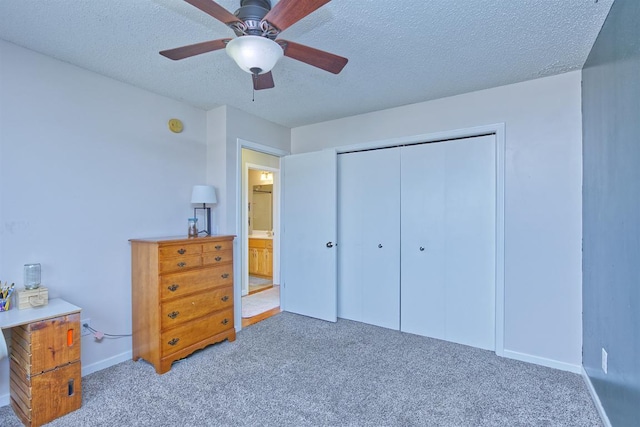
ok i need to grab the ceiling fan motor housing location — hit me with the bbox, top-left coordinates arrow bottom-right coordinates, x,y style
234,0 -> 273,37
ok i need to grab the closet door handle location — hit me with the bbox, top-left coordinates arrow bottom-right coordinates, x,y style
326,242 -> 334,248
378,244 -> 383,248
419,246 -> 425,252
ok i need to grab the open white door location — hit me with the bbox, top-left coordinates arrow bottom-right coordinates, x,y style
281,149 -> 337,322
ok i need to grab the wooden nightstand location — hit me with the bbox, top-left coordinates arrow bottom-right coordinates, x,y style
0,299 -> 82,427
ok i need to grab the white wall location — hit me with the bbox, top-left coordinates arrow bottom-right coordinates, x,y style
291,72 -> 584,371
0,40 -> 207,403
205,105 -> 290,330
205,106 -> 290,236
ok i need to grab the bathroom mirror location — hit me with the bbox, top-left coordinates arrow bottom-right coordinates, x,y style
252,184 -> 273,230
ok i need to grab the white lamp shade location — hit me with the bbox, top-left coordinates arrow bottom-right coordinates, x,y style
191,185 -> 217,205
226,35 -> 283,74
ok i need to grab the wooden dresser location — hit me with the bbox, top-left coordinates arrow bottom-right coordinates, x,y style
130,235 -> 235,374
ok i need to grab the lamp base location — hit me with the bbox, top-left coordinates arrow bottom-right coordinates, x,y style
194,206 -> 212,236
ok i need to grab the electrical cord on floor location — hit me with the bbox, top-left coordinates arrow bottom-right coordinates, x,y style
83,323 -> 131,341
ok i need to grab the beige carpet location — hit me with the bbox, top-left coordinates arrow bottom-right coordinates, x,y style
242,286 -> 279,318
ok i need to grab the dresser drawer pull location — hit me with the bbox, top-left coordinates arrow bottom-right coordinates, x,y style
168,284 -> 179,292
215,245 -> 222,250
177,248 -> 186,254
221,273 -> 229,279
221,318 -> 229,325
215,256 -> 222,262
168,338 -> 180,346
177,262 -> 187,268
167,311 -> 180,319
221,295 -> 229,302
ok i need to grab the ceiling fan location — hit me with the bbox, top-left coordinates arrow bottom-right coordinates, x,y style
160,0 -> 348,90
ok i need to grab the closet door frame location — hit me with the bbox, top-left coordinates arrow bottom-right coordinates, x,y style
335,123 -> 506,356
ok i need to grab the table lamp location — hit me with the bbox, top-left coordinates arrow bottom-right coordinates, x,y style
191,185 -> 217,235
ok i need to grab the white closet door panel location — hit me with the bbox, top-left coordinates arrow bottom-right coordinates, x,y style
442,136 -> 496,350
338,148 -> 400,329
401,135 -> 496,350
282,150 -> 337,322
401,142 -> 447,339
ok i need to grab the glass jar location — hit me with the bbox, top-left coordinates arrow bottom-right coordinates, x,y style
188,217 -> 198,238
24,263 -> 41,290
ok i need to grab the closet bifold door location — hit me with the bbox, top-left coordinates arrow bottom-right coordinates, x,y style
400,135 -> 496,350
338,147 -> 401,329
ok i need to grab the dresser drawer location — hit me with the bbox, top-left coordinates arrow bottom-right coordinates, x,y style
159,253 -> 202,274
160,266 -> 234,300
159,243 -> 202,258
161,308 -> 234,356
161,286 -> 233,330
202,240 -> 233,253
202,249 -> 233,266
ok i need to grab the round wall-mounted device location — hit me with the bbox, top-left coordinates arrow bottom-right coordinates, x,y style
168,118 -> 184,133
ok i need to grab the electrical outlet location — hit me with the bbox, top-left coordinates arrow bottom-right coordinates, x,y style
602,347 -> 608,374
81,319 -> 91,337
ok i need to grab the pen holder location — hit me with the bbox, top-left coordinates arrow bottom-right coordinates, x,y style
0,297 -> 10,312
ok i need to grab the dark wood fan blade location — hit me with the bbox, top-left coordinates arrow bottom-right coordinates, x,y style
160,38 -> 231,60
253,71 -> 275,90
262,0 -> 330,32
279,40 -> 348,74
184,0 -> 242,26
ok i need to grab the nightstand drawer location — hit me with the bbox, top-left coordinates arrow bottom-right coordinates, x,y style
10,313 -> 81,375
10,359 -> 82,427
161,308 -> 234,356
161,287 -> 233,329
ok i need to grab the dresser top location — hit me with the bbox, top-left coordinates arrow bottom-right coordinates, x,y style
129,234 -> 235,244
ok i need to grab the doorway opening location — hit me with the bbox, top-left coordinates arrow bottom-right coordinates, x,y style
241,148 -> 281,327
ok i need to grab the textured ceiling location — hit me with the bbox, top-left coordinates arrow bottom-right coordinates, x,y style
0,0 -> 613,128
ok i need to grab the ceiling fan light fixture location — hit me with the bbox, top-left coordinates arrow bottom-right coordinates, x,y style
226,35 -> 283,75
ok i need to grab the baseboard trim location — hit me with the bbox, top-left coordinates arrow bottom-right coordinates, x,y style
1,351 -> 133,407
581,366 -> 612,427
82,350 -> 132,377
502,349 -> 582,373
